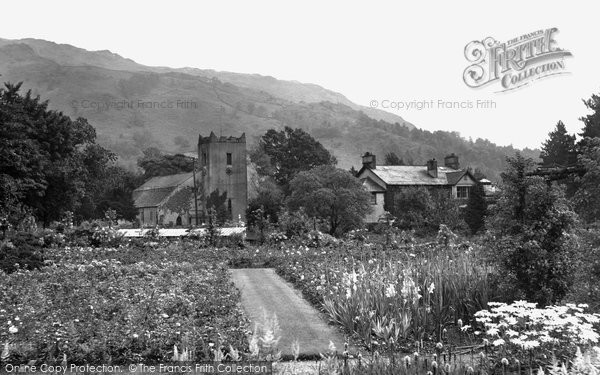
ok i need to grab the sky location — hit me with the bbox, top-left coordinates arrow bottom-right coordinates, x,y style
1,0 -> 598,149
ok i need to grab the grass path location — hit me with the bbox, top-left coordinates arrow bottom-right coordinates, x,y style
231,268 -> 354,358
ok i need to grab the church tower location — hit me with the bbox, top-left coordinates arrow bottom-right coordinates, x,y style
198,132 -> 247,223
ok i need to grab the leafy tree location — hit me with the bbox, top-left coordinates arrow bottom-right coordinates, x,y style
464,183 -> 488,234
348,166 -> 358,177
429,190 -> 465,231
487,153 -> 578,305
287,165 -> 371,235
252,127 -> 337,190
540,121 -> 577,166
205,189 -> 230,225
246,178 -> 284,227
137,148 -> 194,179
384,152 -> 405,165
390,187 -> 433,230
573,137 -> 600,223
578,92 -> 600,140
0,82 -> 115,224
391,187 -> 463,233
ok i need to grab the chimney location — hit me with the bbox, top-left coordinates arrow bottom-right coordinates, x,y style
426,159 -> 438,178
362,152 -> 376,169
444,153 -> 460,170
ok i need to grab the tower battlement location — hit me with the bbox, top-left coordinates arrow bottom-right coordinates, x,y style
198,131 -> 246,145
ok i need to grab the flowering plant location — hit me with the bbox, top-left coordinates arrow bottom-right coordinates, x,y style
475,301 -> 600,363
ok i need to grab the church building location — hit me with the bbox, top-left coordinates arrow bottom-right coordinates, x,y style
133,132 -> 247,227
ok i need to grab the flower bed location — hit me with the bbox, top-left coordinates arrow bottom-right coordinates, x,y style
0,242 -> 248,364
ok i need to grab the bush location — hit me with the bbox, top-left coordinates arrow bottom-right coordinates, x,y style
277,209 -> 311,239
487,155 -> 578,306
0,232 -> 45,273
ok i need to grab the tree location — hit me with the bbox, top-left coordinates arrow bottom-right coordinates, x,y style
246,178 -> 284,227
391,187 -> 463,233
578,92 -> 600,140
540,121 -> 577,166
464,183 -> 488,234
573,137 -> 600,223
252,127 -> 337,190
0,82 -> 116,224
287,165 -> 371,235
392,187 -> 433,230
205,189 -> 231,225
384,152 -> 405,165
487,153 -> 578,305
137,148 -> 194,179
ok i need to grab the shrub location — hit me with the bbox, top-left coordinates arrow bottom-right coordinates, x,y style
0,232 -> 45,273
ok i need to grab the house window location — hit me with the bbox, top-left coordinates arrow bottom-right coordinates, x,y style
457,186 -> 470,199
140,209 -> 144,224
228,198 -> 232,214
202,153 -> 207,166
371,193 -> 377,205
226,153 -> 232,166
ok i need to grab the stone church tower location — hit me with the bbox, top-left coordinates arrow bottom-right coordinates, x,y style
198,132 -> 247,223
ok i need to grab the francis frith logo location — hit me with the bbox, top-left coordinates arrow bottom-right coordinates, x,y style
463,28 -> 572,92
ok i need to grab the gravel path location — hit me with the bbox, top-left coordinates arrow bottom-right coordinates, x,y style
231,268 -> 353,358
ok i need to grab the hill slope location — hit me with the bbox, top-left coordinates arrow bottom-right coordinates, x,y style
0,38 -> 538,179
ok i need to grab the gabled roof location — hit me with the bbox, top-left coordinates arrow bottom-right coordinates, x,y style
133,172 -> 193,208
358,165 -> 475,186
135,172 -> 194,191
446,170 -> 468,185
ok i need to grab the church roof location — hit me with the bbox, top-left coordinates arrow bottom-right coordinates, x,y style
133,172 -> 193,208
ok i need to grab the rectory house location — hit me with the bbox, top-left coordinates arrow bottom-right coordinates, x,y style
133,132 -> 248,227
356,152 -> 477,223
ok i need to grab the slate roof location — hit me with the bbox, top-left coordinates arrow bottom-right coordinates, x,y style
367,166 -> 465,186
133,172 -> 193,208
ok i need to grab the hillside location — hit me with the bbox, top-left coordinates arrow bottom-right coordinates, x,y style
0,38 -> 539,180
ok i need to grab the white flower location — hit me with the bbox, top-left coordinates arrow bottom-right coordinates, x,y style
493,338 -> 505,346
8,325 -> 18,334
385,284 -> 396,298
428,282 -> 435,294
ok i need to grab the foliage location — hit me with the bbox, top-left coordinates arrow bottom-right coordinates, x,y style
0,241 -> 249,365
474,301 -> 600,365
391,187 -> 464,234
0,232 -> 45,274
464,183 -> 488,235
205,189 -> 231,225
564,227 -> 600,312
384,152 -> 405,166
277,208 -> 312,239
541,121 -> 577,167
247,206 -> 273,244
487,153 -> 578,306
205,208 -> 220,247
579,93 -> 600,141
137,148 -> 194,179
251,126 -> 337,190
574,138 -> 600,223
0,82 -> 117,224
246,178 -> 283,227
164,186 -> 193,216
287,165 -> 372,236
